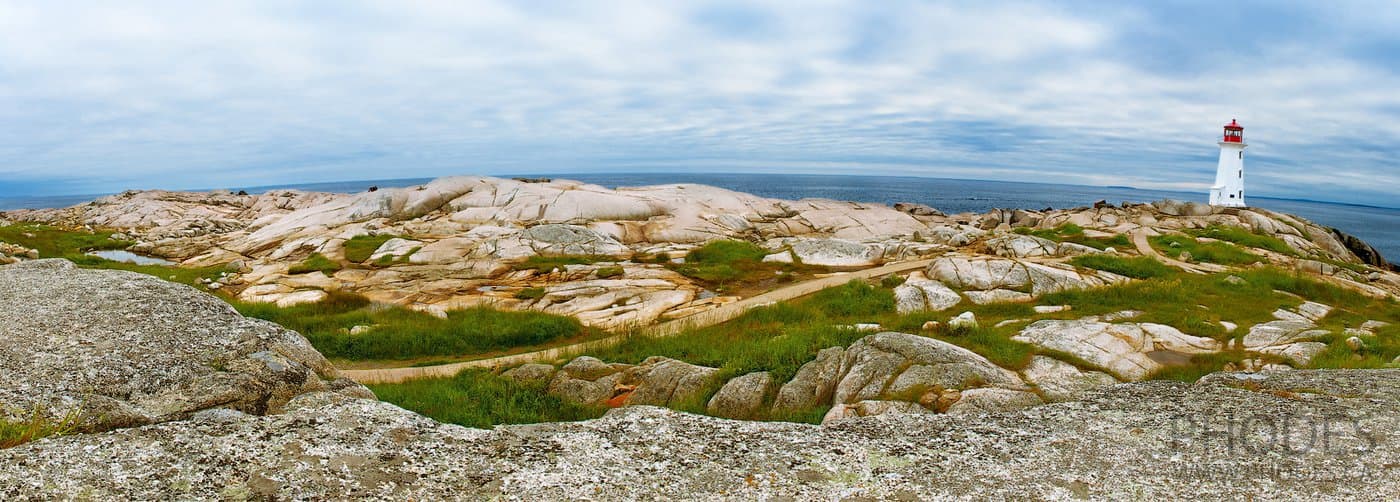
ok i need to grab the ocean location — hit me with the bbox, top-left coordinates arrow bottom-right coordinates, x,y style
3,173 -> 1397,262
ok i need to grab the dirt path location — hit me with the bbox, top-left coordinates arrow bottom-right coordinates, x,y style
341,258 -> 935,384
1129,228 -> 1227,274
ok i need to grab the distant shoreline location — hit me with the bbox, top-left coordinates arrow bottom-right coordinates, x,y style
4,172 -> 1398,211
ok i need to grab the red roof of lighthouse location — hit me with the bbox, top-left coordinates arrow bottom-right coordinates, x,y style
1224,119 -> 1242,130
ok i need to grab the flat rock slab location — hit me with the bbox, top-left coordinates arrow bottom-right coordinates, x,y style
3,370 -> 1397,499
0,259 -> 362,431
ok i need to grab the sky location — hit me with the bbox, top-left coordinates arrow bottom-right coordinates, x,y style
1,1 -> 1398,207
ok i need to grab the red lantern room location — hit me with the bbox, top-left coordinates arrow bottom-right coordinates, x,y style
1222,119 -> 1244,143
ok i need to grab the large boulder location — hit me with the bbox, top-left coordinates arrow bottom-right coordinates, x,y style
927,256 -> 1126,296
0,259 -> 369,432
893,272 -> 963,313
706,372 -> 773,419
546,356 -> 630,405
1020,356 -> 1120,402
622,357 -> 719,407
772,347 -> 846,412
833,332 -> 1028,405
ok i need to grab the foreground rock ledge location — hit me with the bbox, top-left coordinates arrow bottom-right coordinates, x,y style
0,259 -> 370,432
3,369 -> 1396,500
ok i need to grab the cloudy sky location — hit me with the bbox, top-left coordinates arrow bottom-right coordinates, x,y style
2,1 -> 1398,206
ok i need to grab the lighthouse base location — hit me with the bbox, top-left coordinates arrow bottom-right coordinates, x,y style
1209,188 -> 1246,208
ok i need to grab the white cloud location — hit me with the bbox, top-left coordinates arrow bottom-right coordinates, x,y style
0,1 -> 1396,206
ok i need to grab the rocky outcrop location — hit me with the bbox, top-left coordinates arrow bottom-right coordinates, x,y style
1238,302 -> 1338,367
892,271 -> 962,313
0,241 -> 38,264
771,347 -> 846,412
762,238 -> 882,268
1013,319 -> 1222,380
544,356 -> 717,408
0,259 -> 370,432
1020,355 -> 1120,402
706,371 -> 772,419
1331,227 -> 1392,270
927,255 -> 1128,296
984,234 -> 1102,258
5,370 -> 1397,499
832,332 -> 1028,405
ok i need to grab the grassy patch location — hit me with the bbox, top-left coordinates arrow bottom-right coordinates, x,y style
1069,255 -> 1177,279
0,223 -> 132,256
287,253 -> 342,275
514,255 -> 612,271
370,369 -> 604,428
669,239 -> 825,294
343,234 -> 400,263
1015,224 -> 1130,250
234,292 -> 589,361
1151,234 -> 1263,265
1186,225 -> 1295,255
1,407 -> 81,449
0,223 -> 222,286
595,265 -> 624,279
514,287 -> 546,300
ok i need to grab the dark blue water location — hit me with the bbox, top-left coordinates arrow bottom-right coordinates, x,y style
2,173 -> 1396,261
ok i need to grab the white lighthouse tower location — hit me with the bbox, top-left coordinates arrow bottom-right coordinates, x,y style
1209,119 -> 1247,207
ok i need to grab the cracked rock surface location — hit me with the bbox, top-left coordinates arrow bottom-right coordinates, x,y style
0,259 -> 368,431
2,370 -> 1396,500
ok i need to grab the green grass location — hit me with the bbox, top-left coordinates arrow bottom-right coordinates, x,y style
0,223 -> 222,286
1186,225 -> 1295,255
0,223 -> 132,257
233,291 -> 589,361
1151,234 -> 1264,265
1069,255 -> 1177,279
343,234 -> 400,263
810,279 -> 895,317
370,369 -> 604,428
672,240 -> 770,284
686,239 -> 769,264
513,254 -> 613,271
1,407 -> 81,449
595,265 -> 624,278
287,253 -> 342,275
669,239 -> 827,293
514,287 -> 546,300
1014,224 -> 1130,250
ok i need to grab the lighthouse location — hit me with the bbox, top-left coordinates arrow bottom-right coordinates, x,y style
1209,119 -> 1247,207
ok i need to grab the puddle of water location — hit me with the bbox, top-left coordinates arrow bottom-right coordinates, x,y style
87,250 -> 176,266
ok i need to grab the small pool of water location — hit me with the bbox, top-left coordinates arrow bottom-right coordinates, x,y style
87,250 -> 176,266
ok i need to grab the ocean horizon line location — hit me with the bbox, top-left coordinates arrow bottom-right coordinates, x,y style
5,171 -> 1398,212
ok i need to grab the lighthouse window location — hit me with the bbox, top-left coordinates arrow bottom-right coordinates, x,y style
1238,151 -> 1243,159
